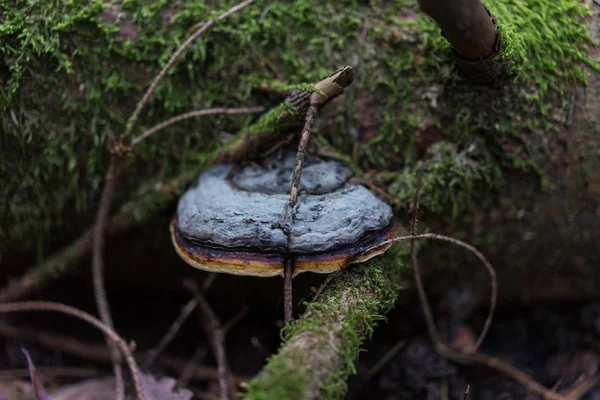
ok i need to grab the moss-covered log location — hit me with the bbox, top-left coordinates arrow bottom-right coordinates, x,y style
1,0 -> 599,307
243,246 -> 410,400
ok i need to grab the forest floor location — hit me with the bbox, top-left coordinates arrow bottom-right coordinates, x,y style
1,271 -> 599,399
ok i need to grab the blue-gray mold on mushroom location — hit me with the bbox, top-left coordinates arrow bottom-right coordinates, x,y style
171,152 -> 395,276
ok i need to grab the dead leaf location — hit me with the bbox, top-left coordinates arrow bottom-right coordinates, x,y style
141,374 -> 192,400
49,378 -> 114,400
48,373 -> 192,400
0,378 -> 35,400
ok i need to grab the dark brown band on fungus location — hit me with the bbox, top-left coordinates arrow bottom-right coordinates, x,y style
170,219 -> 395,277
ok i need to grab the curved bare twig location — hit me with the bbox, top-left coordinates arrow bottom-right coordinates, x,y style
0,301 -> 145,400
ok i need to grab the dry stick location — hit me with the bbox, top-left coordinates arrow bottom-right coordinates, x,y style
283,258 -> 295,324
91,158 -> 125,400
130,107 -> 264,149
178,305 -> 248,391
463,385 -> 470,400
0,301 -> 145,400
282,99 -> 319,324
562,377 -> 599,400
372,233 -> 497,352
222,305 -> 249,334
287,101 -> 318,209
0,321 -> 244,385
365,233 -> 598,400
144,273 -> 219,369
409,166 -> 442,346
177,345 -> 209,389
184,281 -> 232,400
144,297 -> 200,369
201,273 -> 219,292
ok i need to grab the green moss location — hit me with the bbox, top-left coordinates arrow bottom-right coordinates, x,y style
243,245 -> 410,400
379,141 -> 503,217
246,102 -> 299,134
242,352 -> 310,400
331,0 -> 597,223
1,0 -> 597,259
0,0 -> 364,253
488,0 -> 598,100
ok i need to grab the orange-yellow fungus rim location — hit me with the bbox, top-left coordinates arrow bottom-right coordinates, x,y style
170,219 -> 395,277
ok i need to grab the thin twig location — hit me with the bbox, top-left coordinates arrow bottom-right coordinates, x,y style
144,274 -> 219,369
88,4 -> 255,394
184,280 -> 232,400
177,305 -> 248,392
0,321 -> 244,384
144,297 -> 200,369
349,339 -> 406,399
222,305 -> 249,334
409,166 -> 441,346
201,273 -> 218,292
177,345 -> 209,389
91,158 -> 125,400
281,98 -> 319,326
364,233 -> 497,352
439,346 -> 567,400
283,258 -> 295,324
562,376 -> 599,400
287,103 -> 318,209
349,176 -> 397,205
0,301 -> 145,400
131,107 -> 263,148
124,0 -> 256,137
463,384 -> 470,400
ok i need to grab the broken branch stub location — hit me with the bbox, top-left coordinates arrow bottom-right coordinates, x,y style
417,0 -> 508,81
216,67 -> 355,163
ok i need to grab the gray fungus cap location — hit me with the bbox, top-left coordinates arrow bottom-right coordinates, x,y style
175,153 -> 393,254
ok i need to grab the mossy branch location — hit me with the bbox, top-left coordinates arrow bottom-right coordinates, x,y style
243,246 -> 410,400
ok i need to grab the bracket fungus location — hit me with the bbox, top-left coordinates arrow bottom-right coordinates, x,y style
170,151 -> 395,277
